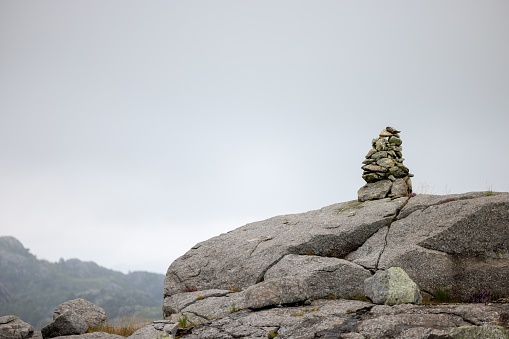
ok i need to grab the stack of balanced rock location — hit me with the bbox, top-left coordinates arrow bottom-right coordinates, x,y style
357,126 -> 413,202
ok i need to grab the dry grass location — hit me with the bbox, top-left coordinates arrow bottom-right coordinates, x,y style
88,315 -> 151,337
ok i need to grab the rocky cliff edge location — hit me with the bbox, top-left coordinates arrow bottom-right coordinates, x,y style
161,192 -> 509,338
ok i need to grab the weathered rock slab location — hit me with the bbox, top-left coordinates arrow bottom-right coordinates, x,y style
174,299 -> 509,339
164,197 -> 407,305
378,192 -> 509,300
449,324 -> 509,338
163,191 -> 509,335
264,254 -> 371,300
165,260 -> 369,326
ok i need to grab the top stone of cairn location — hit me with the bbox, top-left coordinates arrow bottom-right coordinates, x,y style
357,127 -> 413,202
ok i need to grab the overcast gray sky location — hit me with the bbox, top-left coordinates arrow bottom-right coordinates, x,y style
1,1 -> 508,274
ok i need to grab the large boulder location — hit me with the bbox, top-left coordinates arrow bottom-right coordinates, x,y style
0,316 -> 34,339
351,192 -> 509,300
163,190 -> 509,336
164,197 -> 407,309
41,311 -> 88,339
53,299 -> 106,329
165,192 -> 509,313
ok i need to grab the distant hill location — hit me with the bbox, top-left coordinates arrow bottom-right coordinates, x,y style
0,236 -> 165,329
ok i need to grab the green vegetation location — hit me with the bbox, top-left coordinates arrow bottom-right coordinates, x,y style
268,330 -> 278,338
87,315 -> 149,337
431,288 -> 455,303
435,289 -> 453,303
229,303 -> 240,313
0,236 -> 164,329
484,184 -> 494,196
178,315 -> 188,328
156,333 -> 173,339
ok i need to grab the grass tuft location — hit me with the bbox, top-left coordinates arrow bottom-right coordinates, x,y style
229,304 -> 240,313
87,315 -> 149,337
268,330 -> 278,338
178,315 -> 188,328
433,288 -> 455,303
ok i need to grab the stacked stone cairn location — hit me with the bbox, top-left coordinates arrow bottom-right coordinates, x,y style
358,126 -> 413,202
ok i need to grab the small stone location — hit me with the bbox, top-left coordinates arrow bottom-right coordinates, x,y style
396,163 -> 410,173
388,136 -> 402,146
379,129 -> 393,137
371,151 -> 388,160
386,126 -> 401,134
362,159 -> 375,165
375,139 -> 388,151
376,158 -> 396,168
357,180 -> 393,202
389,166 -> 407,178
362,173 -> 382,183
365,148 -> 377,159
361,164 -> 388,173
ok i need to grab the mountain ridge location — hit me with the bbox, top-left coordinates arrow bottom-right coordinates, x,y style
0,236 -> 164,329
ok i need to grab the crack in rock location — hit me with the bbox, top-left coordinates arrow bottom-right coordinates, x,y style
248,236 -> 274,257
256,254 -> 288,283
375,197 -> 411,270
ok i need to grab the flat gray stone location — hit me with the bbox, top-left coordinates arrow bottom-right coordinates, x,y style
357,180 -> 393,201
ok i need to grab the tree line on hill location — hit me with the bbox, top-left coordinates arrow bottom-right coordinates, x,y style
0,236 -> 165,329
